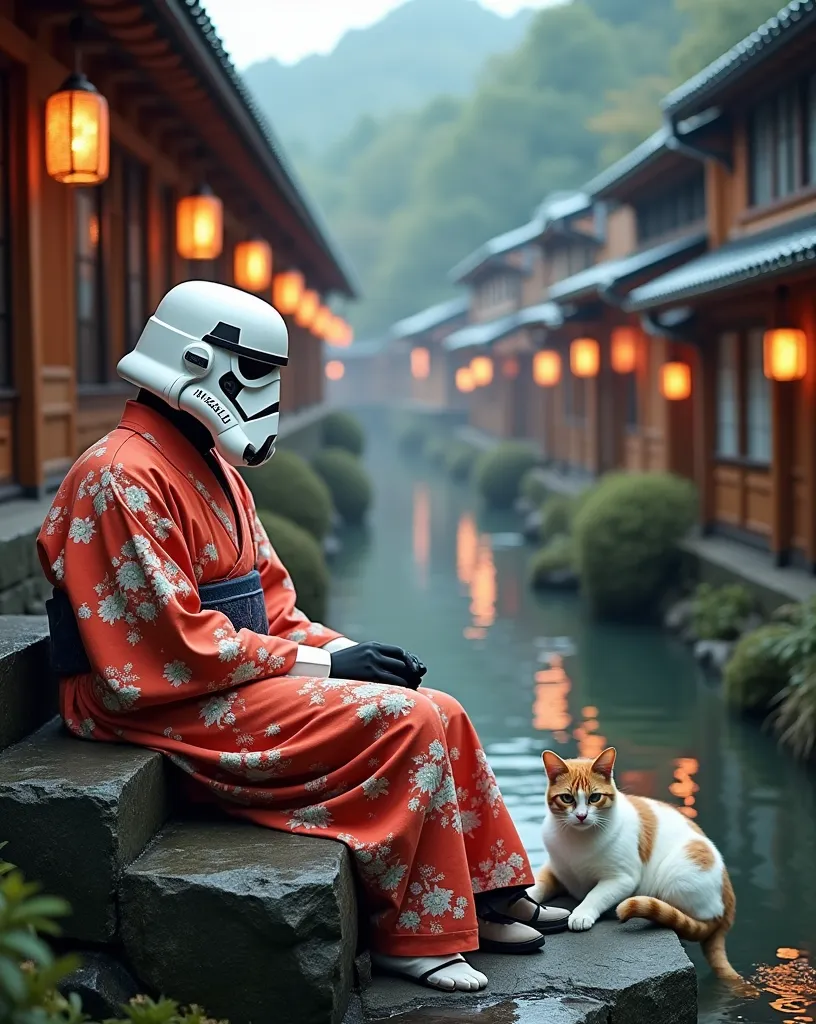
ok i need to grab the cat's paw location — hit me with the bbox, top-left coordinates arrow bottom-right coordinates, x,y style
568,908 -> 597,931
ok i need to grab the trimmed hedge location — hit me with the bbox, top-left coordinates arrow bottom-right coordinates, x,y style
475,442 -> 540,510
243,449 -> 333,541
258,510 -> 329,622
520,468 -> 550,506
445,442 -> 479,482
573,472 -> 697,620
540,493 -> 577,545
321,410 -> 365,456
312,447 -> 373,526
529,534 -> 576,590
723,623 -> 792,716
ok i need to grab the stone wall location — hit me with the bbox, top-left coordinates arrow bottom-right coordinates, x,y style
0,504 -> 52,616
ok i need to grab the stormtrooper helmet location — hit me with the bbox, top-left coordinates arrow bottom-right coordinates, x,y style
117,280 -> 288,467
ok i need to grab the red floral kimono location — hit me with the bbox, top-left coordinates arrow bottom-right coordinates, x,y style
37,400 -> 533,955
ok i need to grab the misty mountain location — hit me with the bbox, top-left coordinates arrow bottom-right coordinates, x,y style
243,0 -> 536,153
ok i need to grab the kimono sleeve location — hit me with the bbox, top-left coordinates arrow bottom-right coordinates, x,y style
56,477 -> 301,709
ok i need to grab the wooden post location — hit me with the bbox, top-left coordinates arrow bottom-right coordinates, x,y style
771,376 -> 794,566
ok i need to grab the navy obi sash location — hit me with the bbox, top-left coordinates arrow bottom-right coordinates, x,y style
46,569 -> 269,678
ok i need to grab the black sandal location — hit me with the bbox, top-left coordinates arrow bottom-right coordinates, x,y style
480,893 -> 570,935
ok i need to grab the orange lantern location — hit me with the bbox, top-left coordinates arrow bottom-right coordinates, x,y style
273,270 -> 304,314
570,338 -> 599,378
296,289 -> 320,329
503,357 -> 520,379
411,347 -> 431,380
312,305 -> 332,338
176,186 -> 223,260
471,356 -> 493,387
533,350 -> 561,387
611,326 -> 638,374
234,239 -> 273,293
45,73 -> 110,185
660,361 -> 692,401
325,360 -> 345,381
456,366 -> 475,393
763,327 -> 806,381
340,321 -> 354,346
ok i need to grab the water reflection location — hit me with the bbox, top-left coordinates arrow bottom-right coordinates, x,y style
532,654 -> 571,735
413,483 -> 430,587
670,757 -> 700,819
753,948 -> 816,1022
457,511 -> 496,638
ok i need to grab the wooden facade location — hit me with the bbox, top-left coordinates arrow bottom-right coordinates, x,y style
0,0 -> 352,500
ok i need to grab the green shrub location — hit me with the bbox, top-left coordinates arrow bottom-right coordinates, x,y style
690,582 -> 756,641
258,511 -> 329,621
723,623 -> 792,715
529,535 -> 576,590
394,417 -> 430,455
540,494 -> 577,545
445,442 -> 479,482
573,472 -> 697,620
321,410 -> 365,456
771,602 -> 804,626
243,449 -> 332,541
520,468 -> 549,506
311,448 -> 373,526
759,597 -> 816,759
475,442 -> 540,510
424,436 -> 450,467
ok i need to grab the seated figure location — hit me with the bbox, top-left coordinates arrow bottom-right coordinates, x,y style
38,282 -> 567,992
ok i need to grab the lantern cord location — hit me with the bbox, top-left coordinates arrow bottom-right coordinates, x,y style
69,15 -> 85,76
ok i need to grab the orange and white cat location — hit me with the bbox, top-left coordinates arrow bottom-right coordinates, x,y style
529,746 -> 746,990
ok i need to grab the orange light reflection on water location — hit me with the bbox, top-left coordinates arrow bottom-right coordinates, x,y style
456,512 -> 495,635
669,757 -> 699,819
533,654 -> 571,732
752,948 -> 816,1021
412,483 -> 430,587
574,703 -> 607,759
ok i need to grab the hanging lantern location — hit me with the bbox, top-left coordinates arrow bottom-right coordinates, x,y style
273,270 -> 304,314
325,360 -> 345,381
570,338 -> 600,378
471,356 -> 493,387
503,356 -> 520,379
340,321 -> 354,346
176,185 -> 223,260
533,350 -> 561,387
611,326 -> 638,374
660,361 -> 692,401
312,305 -> 332,338
45,73 -> 110,185
411,347 -> 431,380
456,366 -> 475,393
296,289 -> 320,329
234,239 -> 273,293
763,327 -> 806,381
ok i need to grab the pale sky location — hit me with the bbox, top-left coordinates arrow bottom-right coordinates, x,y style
202,0 -> 557,68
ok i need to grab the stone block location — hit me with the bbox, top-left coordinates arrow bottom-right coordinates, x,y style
0,529 -> 39,590
58,952 -> 141,1020
120,821 -> 357,1024
0,719 -> 169,941
0,616 -> 57,751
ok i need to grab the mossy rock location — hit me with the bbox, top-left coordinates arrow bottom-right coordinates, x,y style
520,469 -> 549,506
321,410 -> 365,456
311,447 -> 373,526
445,442 -> 479,482
573,472 -> 697,620
690,582 -> 756,641
529,534 -> 578,591
243,449 -> 332,541
723,623 -> 792,716
258,511 -> 329,622
475,442 -> 540,510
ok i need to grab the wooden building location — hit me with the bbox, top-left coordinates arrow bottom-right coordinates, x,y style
391,296 -> 468,409
0,0 -> 354,501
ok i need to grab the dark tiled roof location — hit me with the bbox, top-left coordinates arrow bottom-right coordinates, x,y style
663,0 -> 816,117
444,302 -> 561,352
627,214 -> 816,309
584,129 -> 670,198
390,297 -> 469,340
548,232 -> 707,303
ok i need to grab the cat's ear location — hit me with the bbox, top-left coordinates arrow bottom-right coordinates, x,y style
542,750 -> 569,784
592,746 -> 617,781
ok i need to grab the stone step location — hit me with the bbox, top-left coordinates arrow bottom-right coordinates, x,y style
0,717 -> 169,943
0,616 -> 57,751
120,820 -> 357,1024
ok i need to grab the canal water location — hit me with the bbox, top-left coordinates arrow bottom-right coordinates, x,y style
327,429 -> 816,1024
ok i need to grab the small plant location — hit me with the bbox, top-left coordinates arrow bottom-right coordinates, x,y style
539,494 -> 577,545
723,624 -> 791,716
475,442 -> 540,510
243,449 -> 332,541
529,535 -> 577,590
690,582 -> 756,641
520,469 -> 549,507
759,597 -> 816,759
311,448 -> 373,526
445,443 -> 478,482
321,411 -> 365,456
258,511 -> 329,622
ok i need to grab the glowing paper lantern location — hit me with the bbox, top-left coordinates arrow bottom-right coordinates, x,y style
470,356 -> 494,387
611,326 -> 637,374
295,289 -> 320,329
234,239 -> 273,293
763,327 -> 806,381
533,350 -> 561,387
312,306 -> 332,338
176,186 -> 223,260
411,347 -> 431,380
273,270 -> 304,314
456,366 -> 475,393
325,360 -> 345,381
660,361 -> 692,401
45,73 -> 110,185
570,338 -> 599,378
503,357 -> 520,379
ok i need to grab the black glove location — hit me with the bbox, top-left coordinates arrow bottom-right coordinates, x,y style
330,642 -> 427,690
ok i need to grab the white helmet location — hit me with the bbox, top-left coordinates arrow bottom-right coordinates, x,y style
117,280 -> 288,467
